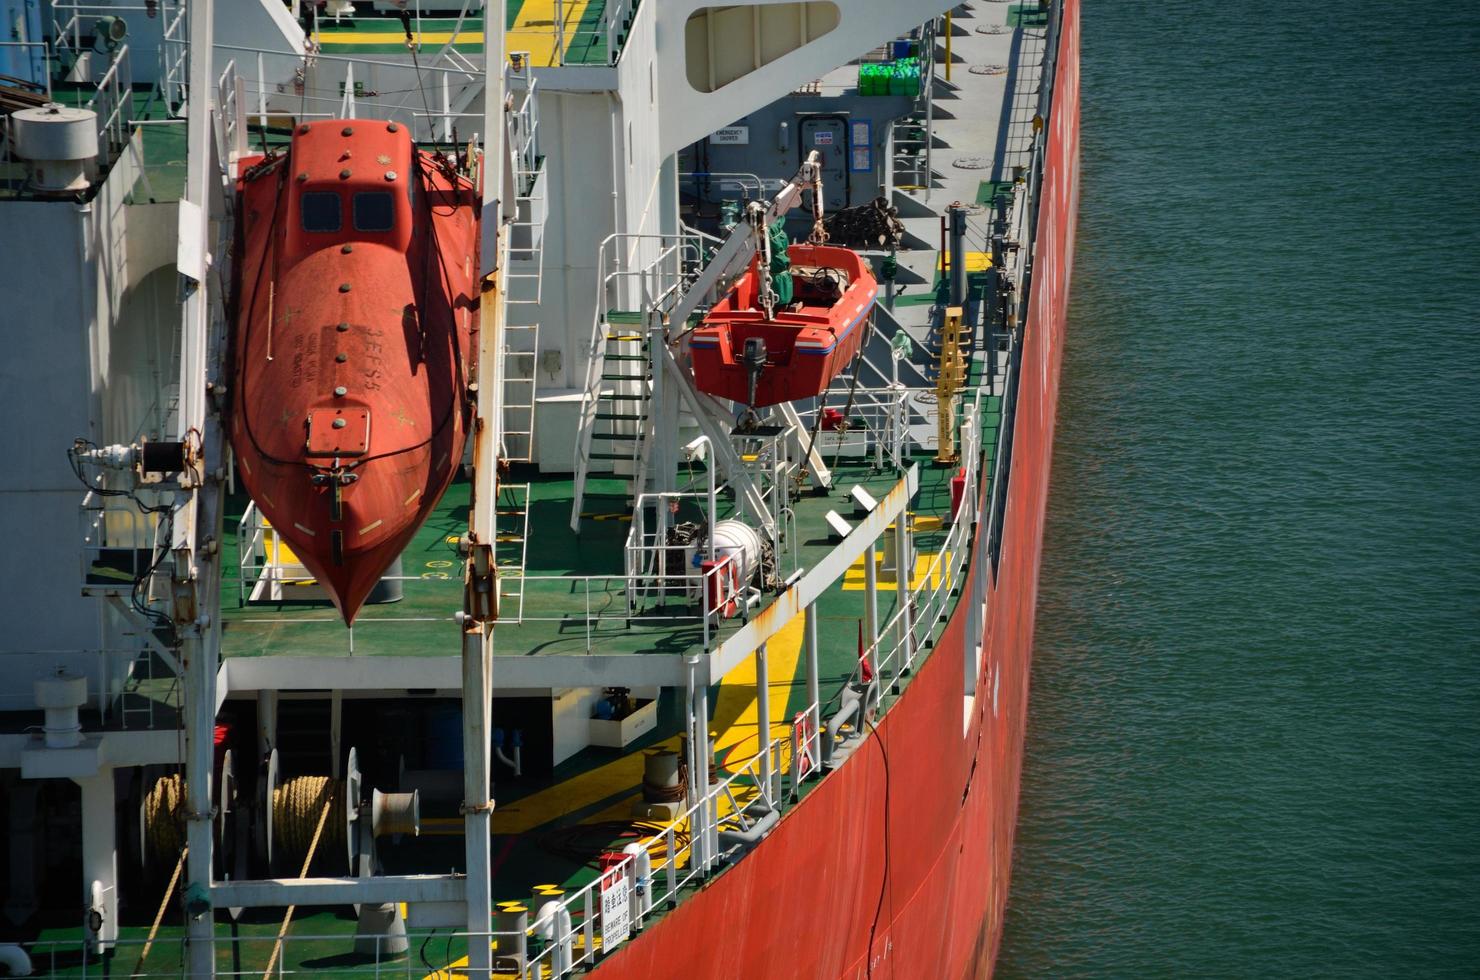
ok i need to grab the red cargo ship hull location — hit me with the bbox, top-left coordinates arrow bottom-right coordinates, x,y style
229,120 -> 480,624
594,2 -> 1078,976
689,244 -> 877,408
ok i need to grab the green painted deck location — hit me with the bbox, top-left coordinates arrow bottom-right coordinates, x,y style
219,460 -> 955,663
25,434 -> 997,976
313,0 -> 623,66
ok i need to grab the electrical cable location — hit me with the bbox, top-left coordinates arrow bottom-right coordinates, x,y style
418,929 -> 438,978
863,717 -> 893,979
402,10 -> 442,156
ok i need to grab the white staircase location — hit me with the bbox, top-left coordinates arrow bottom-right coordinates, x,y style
570,314 -> 652,529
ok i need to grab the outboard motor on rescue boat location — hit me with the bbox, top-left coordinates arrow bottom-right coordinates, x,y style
742,336 -> 767,413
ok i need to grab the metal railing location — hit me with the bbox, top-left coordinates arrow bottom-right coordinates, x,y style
14,928 -> 528,979
504,0 -> 638,68
79,490 -> 166,597
498,556 -> 741,655
219,43 -> 482,142
0,41 -> 53,99
86,43 -> 134,169
794,383 -> 912,470
825,402 -> 981,709
3,31 -> 137,178
678,170 -> 776,203
522,727 -> 811,978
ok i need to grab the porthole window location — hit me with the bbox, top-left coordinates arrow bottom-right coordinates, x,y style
354,191 -> 395,232
301,192 -> 341,232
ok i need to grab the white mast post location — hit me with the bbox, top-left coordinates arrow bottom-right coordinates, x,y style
463,3 -> 508,975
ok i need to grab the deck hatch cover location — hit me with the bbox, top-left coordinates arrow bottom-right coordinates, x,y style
306,407 -> 371,456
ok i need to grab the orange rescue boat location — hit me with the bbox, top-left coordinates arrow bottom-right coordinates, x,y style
688,243 -> 877,409
229,120 -> 480,624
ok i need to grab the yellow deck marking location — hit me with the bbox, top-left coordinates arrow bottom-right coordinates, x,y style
842,550 -> 953,591
340,0 -> 597,66
506,0 -> 595,67
936,250 -> 993,274
486,611 -> 806,836
710,614 -> 805,768
320,29 -> 482,46
429,615 -> 807,980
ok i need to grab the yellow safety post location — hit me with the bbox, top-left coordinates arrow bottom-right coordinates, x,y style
945,12 -> 953,82
936,306 -> 966,464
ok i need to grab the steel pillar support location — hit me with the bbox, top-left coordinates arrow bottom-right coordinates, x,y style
178,0 -> 224,973
648,312 -> 675,495
75,773 -> 118,952
755,642 -> 772,803
460,624 -> 493,978
805,602 -> 821,764
692,674 -> 714,874
684,657 -> 704,870
896,517 -> 914,674
864,542 -> 879,667
256,690 -> 277,759
464,5 -> 507,968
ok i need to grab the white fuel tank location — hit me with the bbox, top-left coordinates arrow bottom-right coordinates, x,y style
711,519 -> 763,585
9,103 -> 98,194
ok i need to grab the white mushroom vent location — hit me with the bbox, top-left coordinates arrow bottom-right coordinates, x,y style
9,103 -> 99,194
35,669 -> 87,748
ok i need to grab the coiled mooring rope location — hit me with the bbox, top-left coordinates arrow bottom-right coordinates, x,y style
262,778 -> 336,980
143,773 -> 187,865
272,775 -> 345,865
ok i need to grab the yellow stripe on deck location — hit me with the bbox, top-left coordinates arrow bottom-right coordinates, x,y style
319,29 -> 484,46
321,0 -> 594,67
425,614 -> 809,980
842,550 -> 953,592
507,0 -> 596,67
485,610 -> 807,836
937,250 -> 993,274
711,614 -> 805,770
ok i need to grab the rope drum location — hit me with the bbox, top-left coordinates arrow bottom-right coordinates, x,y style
271,775 -> 345,868
142,773 -> 187,866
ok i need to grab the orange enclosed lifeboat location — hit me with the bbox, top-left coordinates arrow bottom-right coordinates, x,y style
688,243 -> 877,409
229,120 -> 480,623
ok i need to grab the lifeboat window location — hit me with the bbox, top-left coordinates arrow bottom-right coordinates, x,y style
354,191 -> 395,232
300,192 -> 341,232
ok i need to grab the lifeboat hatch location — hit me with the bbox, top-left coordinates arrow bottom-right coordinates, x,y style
306,407 -> 371,457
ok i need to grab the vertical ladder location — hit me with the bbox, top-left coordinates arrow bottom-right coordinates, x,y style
494,483 -> 530,621
501,323 -> 539,462
571,312 -> 651,529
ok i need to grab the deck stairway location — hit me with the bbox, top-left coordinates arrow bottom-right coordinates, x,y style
571,311 -> 652,525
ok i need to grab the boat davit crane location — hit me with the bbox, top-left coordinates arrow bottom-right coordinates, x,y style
685,151 -> 878,412
228,121 -> 482,624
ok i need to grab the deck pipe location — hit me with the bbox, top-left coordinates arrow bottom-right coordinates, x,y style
622,842 -> 654,922
821,679 -> 883,769
532,901 -> 573,975
0,944 -> 31,976
716,803 -> 780,861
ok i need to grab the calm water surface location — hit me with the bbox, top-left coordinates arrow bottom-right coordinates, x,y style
997,1 -> 1480,975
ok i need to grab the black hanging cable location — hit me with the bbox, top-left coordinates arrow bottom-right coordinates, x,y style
403,10 -> 442,156
864,716 -> 893,979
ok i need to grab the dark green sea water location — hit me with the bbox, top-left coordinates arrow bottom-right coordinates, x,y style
997,2 -> 1480,975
